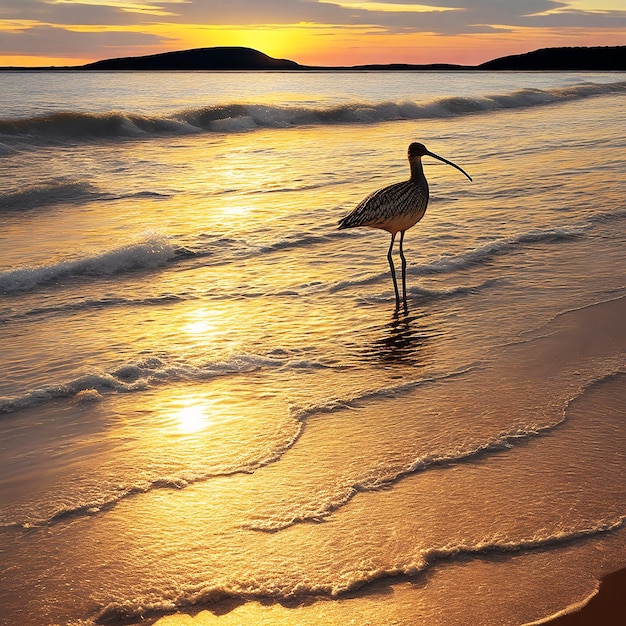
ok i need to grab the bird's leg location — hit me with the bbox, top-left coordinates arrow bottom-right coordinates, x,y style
399,230 -> 408,310
387,233 -> 400,310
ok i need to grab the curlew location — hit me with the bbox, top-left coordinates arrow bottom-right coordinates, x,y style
338,142 -> 472,310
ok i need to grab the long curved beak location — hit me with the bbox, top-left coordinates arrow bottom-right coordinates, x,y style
426,150 -> 472,181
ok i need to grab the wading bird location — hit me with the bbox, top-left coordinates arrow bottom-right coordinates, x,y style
338,142 -> 472,310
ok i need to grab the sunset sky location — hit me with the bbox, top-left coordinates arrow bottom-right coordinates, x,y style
1,0 -> 625,67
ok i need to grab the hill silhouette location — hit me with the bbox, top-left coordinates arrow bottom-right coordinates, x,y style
81,46 -> 300,71
479,46 -> 626,71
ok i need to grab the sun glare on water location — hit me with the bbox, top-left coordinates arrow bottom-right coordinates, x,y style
173,401 -> 209,434
165,393 -> 244,436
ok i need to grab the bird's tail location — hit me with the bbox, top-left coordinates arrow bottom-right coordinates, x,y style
338,214 -> 357,230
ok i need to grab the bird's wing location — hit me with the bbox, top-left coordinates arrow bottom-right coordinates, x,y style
339,180 -> 423,229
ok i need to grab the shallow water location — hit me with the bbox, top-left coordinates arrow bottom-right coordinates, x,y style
0,71 -> 625,625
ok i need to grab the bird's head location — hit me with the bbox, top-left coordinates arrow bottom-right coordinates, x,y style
408,142 -> 429,158
408,142 -> 472,181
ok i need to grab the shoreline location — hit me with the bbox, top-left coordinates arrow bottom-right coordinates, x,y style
2,67 -> 625,72
150,564 -> 626,626
527,566 -> 626,625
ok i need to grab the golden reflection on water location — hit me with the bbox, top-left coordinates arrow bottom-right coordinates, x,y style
105,377 -> 294,472
156,388 -> 246,438
182,308 -> 220,338
172,400 -> 209,435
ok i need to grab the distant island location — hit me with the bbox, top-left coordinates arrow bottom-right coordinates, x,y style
3,45 -> 625,71
478,46 -> 625,71
81,47 -> 301,71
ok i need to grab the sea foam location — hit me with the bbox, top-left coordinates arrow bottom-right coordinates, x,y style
0,234 -> 177,294
92,514 -> 626,623
0,351 -> 287,415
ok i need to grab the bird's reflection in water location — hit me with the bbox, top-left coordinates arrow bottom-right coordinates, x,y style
359,309 -> 440,368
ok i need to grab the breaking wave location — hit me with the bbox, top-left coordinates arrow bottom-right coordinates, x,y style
0,110 -> 201,140
0,351 -> 292,416
0,233 -> 178,294
2,81 -> 624,143
0,179 -> 101,211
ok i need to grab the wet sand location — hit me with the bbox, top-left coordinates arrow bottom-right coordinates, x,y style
150,296 -> 626,625
534,566 -> 626,625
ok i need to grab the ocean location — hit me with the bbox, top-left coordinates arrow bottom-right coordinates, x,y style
0,70 -> 625,626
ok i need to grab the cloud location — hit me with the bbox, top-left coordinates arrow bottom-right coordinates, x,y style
2,0 -> 625,32
0,24 -> 169,56
149,0 -> 626,32
0,0 -> 618,30
0,0 -> 157,25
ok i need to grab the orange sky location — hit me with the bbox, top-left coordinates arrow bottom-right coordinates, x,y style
0,0 -> 625,67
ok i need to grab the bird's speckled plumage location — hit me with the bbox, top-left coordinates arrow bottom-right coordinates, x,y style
338,142 -> 471,310
338,179 -> 428,235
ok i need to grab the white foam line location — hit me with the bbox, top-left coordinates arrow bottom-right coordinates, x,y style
93,515 -> 626,623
